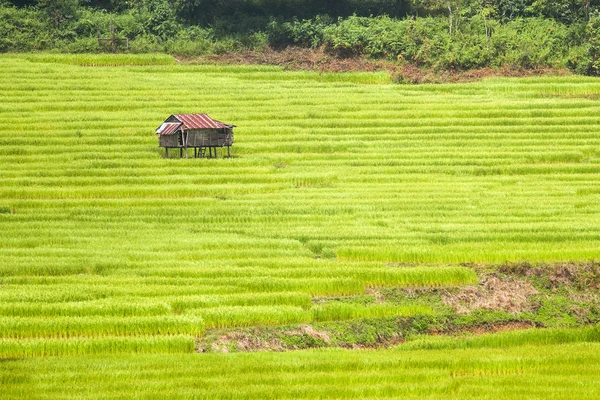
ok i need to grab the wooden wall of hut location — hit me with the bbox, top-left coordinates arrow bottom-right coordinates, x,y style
159,134 -> 180,148
186,128 -> 233,147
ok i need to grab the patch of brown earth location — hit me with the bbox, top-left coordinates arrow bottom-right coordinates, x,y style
393,64 -> 568,84
182,47 -> 396,73
442,275 -> 539,314
365,288 -> 385,303
200,324 -> 330,353
499,262 -> 600,290
181,46 -> 569,83
284,324 -> 331,344
202,331 -> 285,353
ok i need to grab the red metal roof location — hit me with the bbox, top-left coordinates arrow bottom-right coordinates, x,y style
155,122 -> 182,135
175,114 -> 232,130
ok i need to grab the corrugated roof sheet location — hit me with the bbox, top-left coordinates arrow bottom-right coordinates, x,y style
155,122 -> 182,135
175,114 -> 232,130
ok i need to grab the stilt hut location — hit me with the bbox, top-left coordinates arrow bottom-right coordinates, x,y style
155,114 -> 235,158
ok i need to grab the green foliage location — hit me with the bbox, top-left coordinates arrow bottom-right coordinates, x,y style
2,1 -> 600,74
581,12 -> 600,75
268,15 -> 333,49
526,0 -> 589,24
0,5 -> 52,51
36,0 -> 79,28
137,0 -> 179,40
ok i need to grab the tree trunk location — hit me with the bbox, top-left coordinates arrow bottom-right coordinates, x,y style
448,5 -> 453,35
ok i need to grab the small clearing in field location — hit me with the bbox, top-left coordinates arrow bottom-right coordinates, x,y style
203,324 -> 332,353
442,275 -> 539,314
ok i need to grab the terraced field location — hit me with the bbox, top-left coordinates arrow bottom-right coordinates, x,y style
1,54 -> 600,398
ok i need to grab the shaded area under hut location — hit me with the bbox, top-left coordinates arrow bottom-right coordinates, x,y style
155,114 -> 235,158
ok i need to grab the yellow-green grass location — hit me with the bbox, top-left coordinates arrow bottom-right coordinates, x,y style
1,54 -> 600,395
0,316 -> 205,339
311,302 -> 434,322
2,341 -> 600,398
0,335 -> 194,358
403,325 -> 600,350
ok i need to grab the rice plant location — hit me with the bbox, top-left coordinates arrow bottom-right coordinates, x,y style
0,54 -> 599,397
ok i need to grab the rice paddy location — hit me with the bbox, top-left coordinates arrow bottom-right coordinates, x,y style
0,54 -> 599,398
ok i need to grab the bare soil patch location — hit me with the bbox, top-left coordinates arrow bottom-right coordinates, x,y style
499,261 -> 600,290
182,47 -> 569,84
201,330 -> 285,353
442,275 -> 539,314
201,324 -> 331,353
182,47 -> 395,73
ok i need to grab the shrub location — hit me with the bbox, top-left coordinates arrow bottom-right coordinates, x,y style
165,38 -> 211,57
129,34 -> 162,53
55,37 -> 99,53
0,5 -> 52,51
582,12 -> 600,75
211,38 -> 243,55
164,27 -> 212,57
241,31 -> 269,51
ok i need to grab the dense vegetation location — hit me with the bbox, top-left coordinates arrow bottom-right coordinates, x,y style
3,0 -> 600,74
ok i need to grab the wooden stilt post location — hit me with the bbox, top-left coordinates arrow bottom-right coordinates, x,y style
166,148 -> 169,158
180,148 -> 183,158
227,146 -> 231,158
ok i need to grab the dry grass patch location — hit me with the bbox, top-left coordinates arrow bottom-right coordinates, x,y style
442,275 -> 539,314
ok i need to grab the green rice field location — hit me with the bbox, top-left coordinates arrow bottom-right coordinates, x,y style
0,54 -> 599,398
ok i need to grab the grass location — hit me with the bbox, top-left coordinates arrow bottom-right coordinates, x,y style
311,303 -> 434,322
0,316 -> 205,339
19,53 -> 177,66
2,342 -> 600,398
403,326 -> 600,350
0,53 -> 599,397
0,335 -> 194,358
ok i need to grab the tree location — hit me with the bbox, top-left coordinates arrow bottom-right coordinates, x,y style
134,0 -> 178,39
526,0 -> 588,24
36,0 -> 79,28
495,0 -> 526,22
414,0 -> 462,34
586,11 -> 600,74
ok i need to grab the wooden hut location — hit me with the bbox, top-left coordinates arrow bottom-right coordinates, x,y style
155,114 -> 235,158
